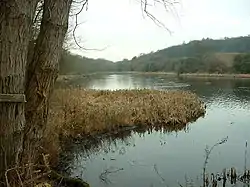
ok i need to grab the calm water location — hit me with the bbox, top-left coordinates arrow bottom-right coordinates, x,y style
59,73 -> 250,187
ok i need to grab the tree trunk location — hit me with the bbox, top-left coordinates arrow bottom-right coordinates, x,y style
24,0 -> 72,162
0,0 -> 38,184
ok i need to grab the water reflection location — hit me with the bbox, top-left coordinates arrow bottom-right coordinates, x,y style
57,73 -> 250,187
60,125 -> 192,187
60,124 -> 191,170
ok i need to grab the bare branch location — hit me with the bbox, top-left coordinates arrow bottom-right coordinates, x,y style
72,0 -> 89,50
140,0 -> 180,33
203,136 -> 228,187
32,0 -> 44,40
159,0 -> 180,20
153,164 -> 167,185
144,0 -> 172,33
69,0 -> 108,51
99,167 -> 124,184
33,1 -> 43,24
68,0 -> 179,51
72,0 -> 87,4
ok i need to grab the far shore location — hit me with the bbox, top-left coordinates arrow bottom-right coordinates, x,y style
126,71 -> 250,79
179,73 -> 250,79
58,72 -> 250,81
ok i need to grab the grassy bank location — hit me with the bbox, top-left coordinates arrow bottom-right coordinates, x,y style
49,89 -> 205,138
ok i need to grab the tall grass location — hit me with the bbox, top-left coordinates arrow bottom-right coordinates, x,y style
49,88 -> 205,139
37,88 -> 206,186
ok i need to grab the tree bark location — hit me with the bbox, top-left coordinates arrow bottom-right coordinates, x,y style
24,0 -> 72,161
0,0 -> 38,184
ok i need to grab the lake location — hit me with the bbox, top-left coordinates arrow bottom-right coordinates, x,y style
58,73 -> 250,187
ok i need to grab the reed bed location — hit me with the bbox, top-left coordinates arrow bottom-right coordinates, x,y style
42,89 -> 205,186
49,88 -> 205,138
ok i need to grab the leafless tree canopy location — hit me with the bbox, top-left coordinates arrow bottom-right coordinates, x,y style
0,0 -> 179,185
140,0 -> 179,32
66,0 -> 179,51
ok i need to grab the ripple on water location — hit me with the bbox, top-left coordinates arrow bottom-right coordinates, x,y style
58,74 -> 250,187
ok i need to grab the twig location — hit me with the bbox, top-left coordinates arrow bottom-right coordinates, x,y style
4,159 -> 51,187
99,167 -> 124,184
139,0 -> 180,33
242,141 -> 249,185
32,0 -> 44,40
143,0 -> 172,33
177,181 -> 184,187
153,164 -> 168,187
23,171 -> 51,185
203,136 -> 228,187
16,169 -> 24,187
245,141 -> 248,176
4,169 -> 10,187
73,0 -> 87,4
33,1 -> 44,24
5,167 -> 25,187
71,0 -> 108,51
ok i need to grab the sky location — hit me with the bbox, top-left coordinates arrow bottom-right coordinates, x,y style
70,0 -> 250,61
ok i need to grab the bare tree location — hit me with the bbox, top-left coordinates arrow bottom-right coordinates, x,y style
0,0 -> 72,184
0,0 -> 178,185
0,0 -> 39,183
24,0 -> 73,163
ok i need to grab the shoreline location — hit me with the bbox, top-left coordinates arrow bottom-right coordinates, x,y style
124,71 -> 250,79
57,72 -> 250,80
179,73 -> 250,79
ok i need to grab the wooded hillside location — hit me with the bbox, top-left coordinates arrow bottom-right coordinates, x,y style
60,36 -> 250,74
59,50 -> 116,74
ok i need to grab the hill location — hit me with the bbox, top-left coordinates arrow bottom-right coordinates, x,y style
60,36 -> 250,74
115,36 -> 250,74
59,50 -> 116,74
152,36 -> 250,58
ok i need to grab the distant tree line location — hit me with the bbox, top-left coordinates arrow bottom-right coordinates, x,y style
233,53 -> 250,73
59,50 -> 116,74
59,36 -> 250,75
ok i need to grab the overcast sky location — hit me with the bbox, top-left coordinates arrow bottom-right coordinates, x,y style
71,0 -> 250,61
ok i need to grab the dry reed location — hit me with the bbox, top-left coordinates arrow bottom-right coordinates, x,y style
37,88 -> 206,186
49,88 -> 205,138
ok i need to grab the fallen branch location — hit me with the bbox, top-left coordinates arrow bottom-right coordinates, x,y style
99,167 -> 124,184
153,164 -> 168,187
